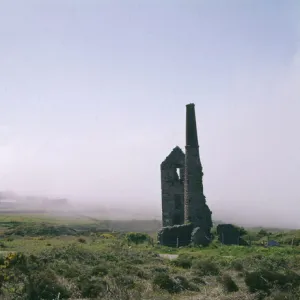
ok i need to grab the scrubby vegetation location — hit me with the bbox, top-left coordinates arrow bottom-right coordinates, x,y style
0,214 -> 300,299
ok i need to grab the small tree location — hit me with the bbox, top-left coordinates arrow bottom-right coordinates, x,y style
239,227 -> 248,236
257,229 -> 268,237
125,232 -> 149,245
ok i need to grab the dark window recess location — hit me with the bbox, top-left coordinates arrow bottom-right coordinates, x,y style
174,194 -> 181,210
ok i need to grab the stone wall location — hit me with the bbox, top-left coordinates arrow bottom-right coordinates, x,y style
191,227 -> 212,246
161,146 -> 185,227
157,223 -> 193,247
217,224 -> 248,246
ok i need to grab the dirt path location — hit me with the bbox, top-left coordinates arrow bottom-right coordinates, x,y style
159,254 -> 179,260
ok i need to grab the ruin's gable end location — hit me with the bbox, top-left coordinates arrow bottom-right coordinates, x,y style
161,146 -> 185,227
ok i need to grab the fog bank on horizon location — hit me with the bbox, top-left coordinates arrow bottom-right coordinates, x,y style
0,1 -> 299,229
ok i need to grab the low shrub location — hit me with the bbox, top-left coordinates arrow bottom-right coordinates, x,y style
55,261 -> 83,279
115,275 -> 135,289
245,269 -> 300,295
100,233 -> 116,239
192,258 -> 220,276
171,254 -> 193,269
174,276 -> 199,291
271,291 -> 299,300
152,273 -> 181,293
91,265 -> 109,276
231,259 -> 244,271
26,270 -> 71,300
80,278 -> 107,298
218,274 -> 239,293
190,276 -> 206,285
125,232 -> 150,245
77,237 -> 86,243
151,266 -> 169,274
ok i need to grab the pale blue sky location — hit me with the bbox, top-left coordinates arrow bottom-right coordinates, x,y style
0,1 -> 299,226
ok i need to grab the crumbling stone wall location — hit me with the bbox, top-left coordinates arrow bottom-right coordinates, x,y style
157,223 -> 193,247
191,227 -> 211,246
161,146 -> 185,227
217,224 -> 248,245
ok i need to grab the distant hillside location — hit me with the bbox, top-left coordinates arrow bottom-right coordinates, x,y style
0,191 -> 71,212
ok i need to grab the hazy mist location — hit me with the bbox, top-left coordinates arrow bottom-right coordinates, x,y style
0,1 -> 299,228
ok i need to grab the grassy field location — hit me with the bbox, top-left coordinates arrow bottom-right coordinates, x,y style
0,214 -> 300,299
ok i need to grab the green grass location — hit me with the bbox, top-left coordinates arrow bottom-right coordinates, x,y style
0,214 -> 300,299
0,213 -> 97,225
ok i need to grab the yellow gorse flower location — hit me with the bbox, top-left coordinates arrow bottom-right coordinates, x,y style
4,252 -> 17,267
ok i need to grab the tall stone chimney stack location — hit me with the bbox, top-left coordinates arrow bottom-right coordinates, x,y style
184,103 -> 212,235
185,103 -> 199,148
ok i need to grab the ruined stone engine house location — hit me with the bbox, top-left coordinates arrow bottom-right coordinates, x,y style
159,103 -> 213,246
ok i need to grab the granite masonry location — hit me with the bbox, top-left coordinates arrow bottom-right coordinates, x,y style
216,224 -> 248,246
160,146 -> 185,227
158,103 -> 213,247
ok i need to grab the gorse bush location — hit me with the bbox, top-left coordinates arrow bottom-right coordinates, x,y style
77,237 -> 86,243
26,270 -> 71,300
218,274 -> 239,293
174,276 -> 199,292
152,273 -> 181,293
125,232 -> 150,245
80,278 -> 107,298
231,259 -> 244,271
152,273 -> 199,293
245,269 -> 300,295
100,233 -> 116,239
171,254 -> 193,269
192,258 -> 220,276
